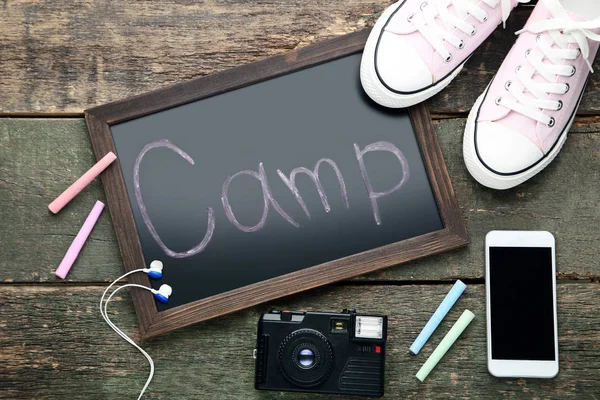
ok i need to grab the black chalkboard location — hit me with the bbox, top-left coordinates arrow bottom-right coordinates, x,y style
86,31 -> 467,338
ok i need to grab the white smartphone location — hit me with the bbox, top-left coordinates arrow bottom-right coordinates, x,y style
486,230 -> 559,378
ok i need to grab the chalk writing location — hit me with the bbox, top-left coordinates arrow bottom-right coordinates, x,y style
221,162 -> 299,232
277,158 -> 350,219
354,141 -> 410,225
135,139 -> 410,258
134,139 -> 215,258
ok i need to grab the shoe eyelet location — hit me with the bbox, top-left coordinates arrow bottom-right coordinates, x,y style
505,81 -> 512,90
525,48 -> 532,57
536,34 -> 543,42
483,14 -> 488,22
556,100 -> 563,110
457,40 -> 465,50
515,65 -> 522,73
495,96 -> 502,105
563,83 -> 570,93
444,53 -> 453,63
420,1 -> 428,10
547,117 -> 556,127
575,49 -> 581,58
469,27 -> 477,36
407,13 -> 415,22
569,66 -> 576,76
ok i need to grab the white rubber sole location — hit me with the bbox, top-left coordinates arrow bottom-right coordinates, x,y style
360,2 -> 466,109
463,92 -> 574,190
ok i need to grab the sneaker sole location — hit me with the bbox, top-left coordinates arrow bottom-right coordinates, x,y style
463,90 -> 576,190
360,1 -> 466,108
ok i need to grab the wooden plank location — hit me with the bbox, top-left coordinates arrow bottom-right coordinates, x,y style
0,283 -> 598,399
1,118 -> 599,283
1,2 -> 599,115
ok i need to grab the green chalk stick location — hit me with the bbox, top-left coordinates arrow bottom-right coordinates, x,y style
416,309 -> 475,382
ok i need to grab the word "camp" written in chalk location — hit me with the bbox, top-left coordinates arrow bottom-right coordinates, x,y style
133,139 -> 410,259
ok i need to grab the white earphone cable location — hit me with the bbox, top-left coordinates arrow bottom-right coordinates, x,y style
100,271 -> 155,400
100,269 -> 145,313
102,283 -> 154,346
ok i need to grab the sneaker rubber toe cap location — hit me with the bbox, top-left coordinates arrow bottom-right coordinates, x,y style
375,32 -> 433,93
476,121 -> 544,174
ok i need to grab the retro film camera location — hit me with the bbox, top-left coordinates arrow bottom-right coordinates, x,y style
254,308 -> 388,397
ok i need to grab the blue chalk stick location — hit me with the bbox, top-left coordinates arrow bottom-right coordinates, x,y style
409,280 -> 467,355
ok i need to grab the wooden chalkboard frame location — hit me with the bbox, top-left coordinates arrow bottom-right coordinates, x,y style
85,29 -> 468,339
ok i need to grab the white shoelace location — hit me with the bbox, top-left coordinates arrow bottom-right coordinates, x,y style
409,0 -> 527,62
498,1 -> 600,127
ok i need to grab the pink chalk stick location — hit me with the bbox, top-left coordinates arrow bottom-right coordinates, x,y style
55,200 -> 105,279
48,152 -> 117,214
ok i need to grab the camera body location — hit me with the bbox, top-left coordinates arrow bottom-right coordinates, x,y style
254,309 -> 387,397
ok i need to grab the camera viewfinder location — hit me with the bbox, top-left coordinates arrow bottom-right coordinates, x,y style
330,319 -> 348,334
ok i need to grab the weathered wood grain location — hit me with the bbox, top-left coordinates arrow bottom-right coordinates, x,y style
2,1 -> 599,398
1,118 -> 599,283
1,2 -> 599,115
0,283 -> 598,399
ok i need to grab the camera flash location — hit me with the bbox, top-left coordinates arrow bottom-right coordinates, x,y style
355,316 -> 384,339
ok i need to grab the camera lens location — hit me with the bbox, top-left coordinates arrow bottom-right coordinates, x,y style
297,348 -> 316,368
278,329 -> 334,387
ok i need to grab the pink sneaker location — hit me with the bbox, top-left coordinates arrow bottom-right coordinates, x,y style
360,0 -> 528,108
464,0 -> 600,190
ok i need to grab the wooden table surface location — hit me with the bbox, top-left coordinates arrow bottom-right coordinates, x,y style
1,1 -> 599,399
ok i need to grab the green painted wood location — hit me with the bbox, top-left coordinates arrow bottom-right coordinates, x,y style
0,283 -> 598,399
0,2 -> 599,115
1,119 -> 599,283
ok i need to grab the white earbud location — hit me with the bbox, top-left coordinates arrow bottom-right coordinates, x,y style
151,284 -> 172,303
144,260 -> 164,279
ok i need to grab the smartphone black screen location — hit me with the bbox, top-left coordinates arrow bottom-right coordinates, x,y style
489,247 -> 556,361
